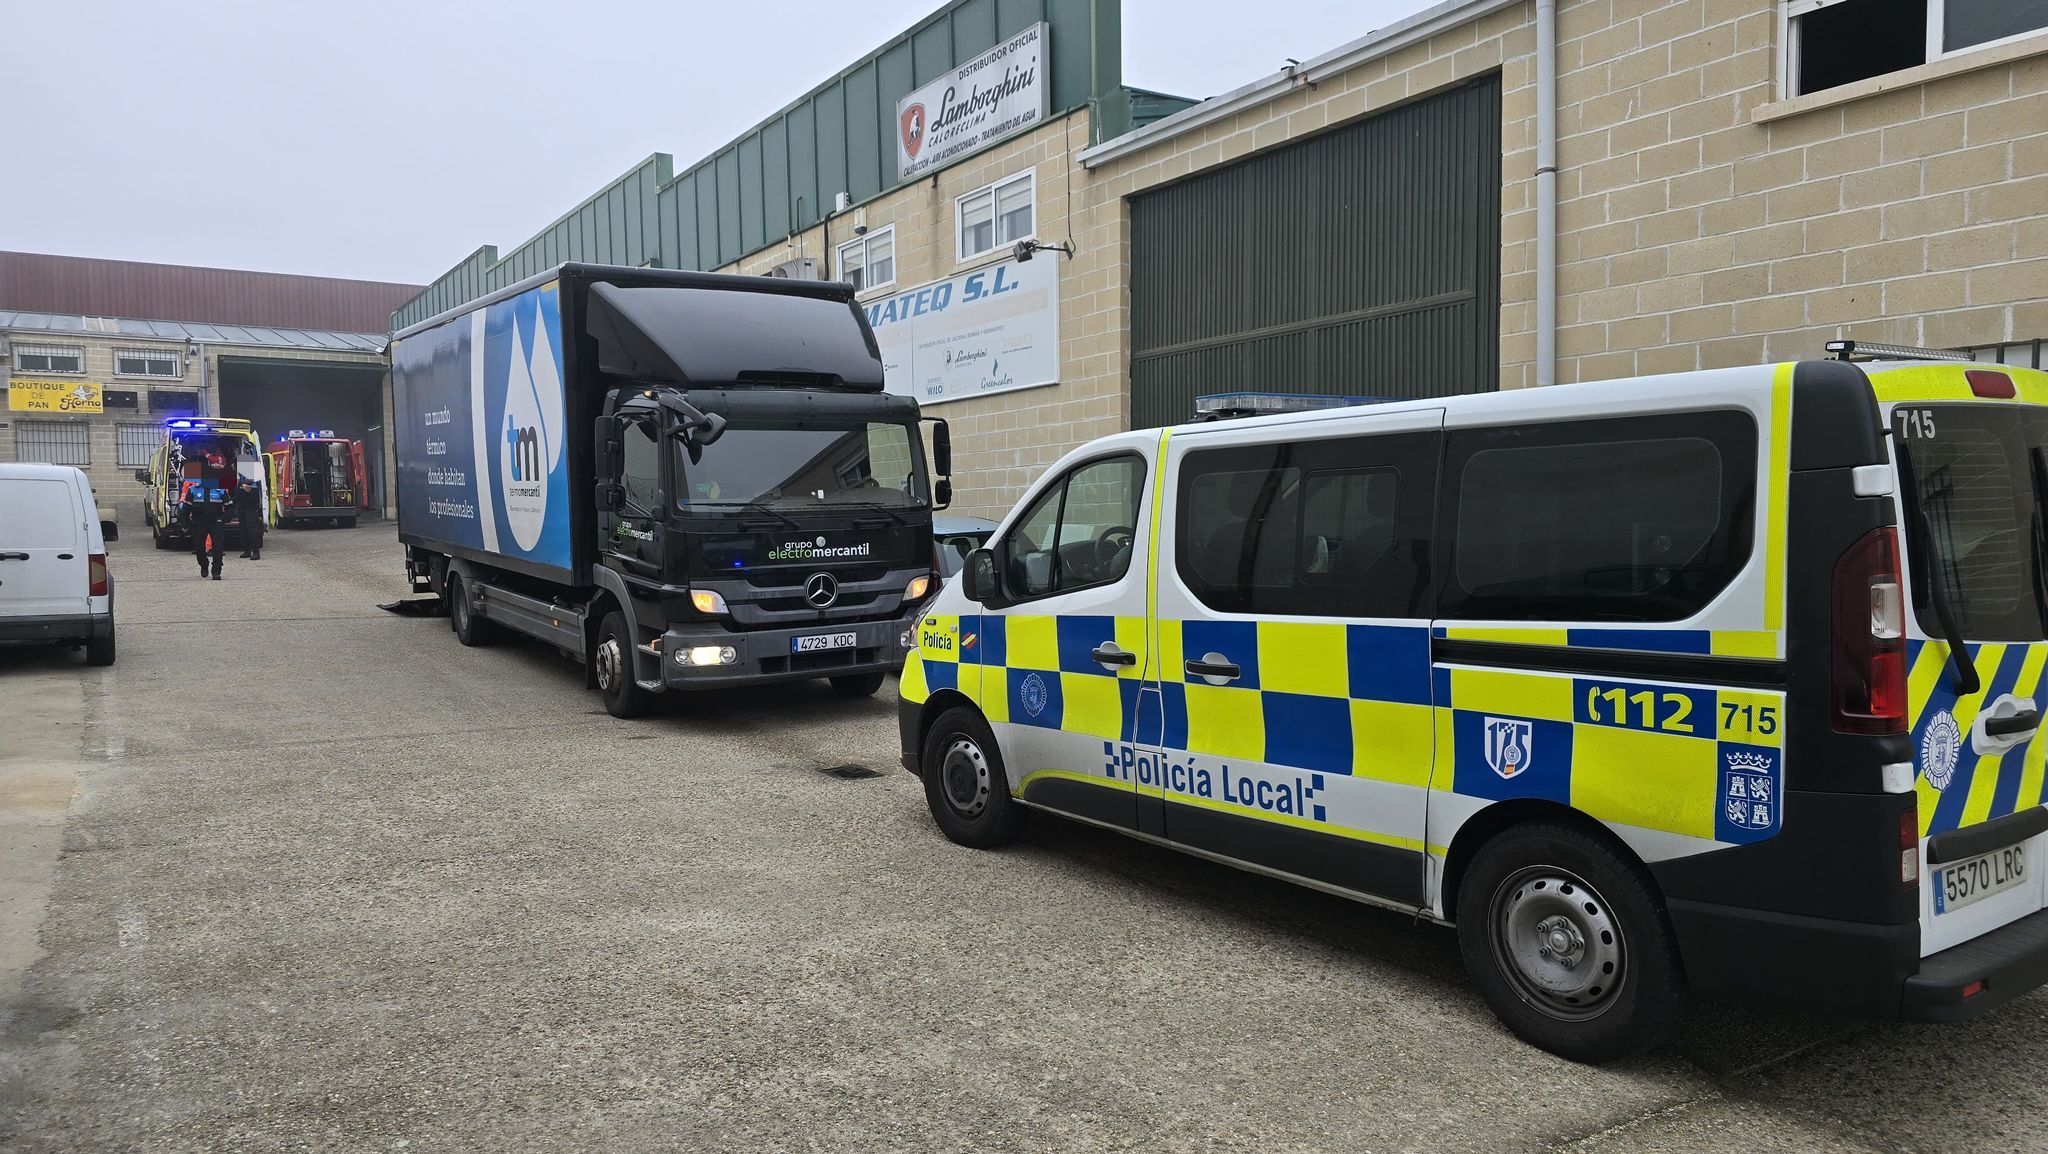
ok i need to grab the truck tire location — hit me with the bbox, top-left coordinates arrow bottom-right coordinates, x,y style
447,573 -> 498,647
829,672 -> 885,698
85,629 -> 116,667
920,706 -> 1025,848
152,522 -> 172,550
1455,821 -> 1683,1063
594,611 -> 653,719
342,516 -> 358,529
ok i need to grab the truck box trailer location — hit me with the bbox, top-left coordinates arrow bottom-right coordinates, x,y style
390,263 -> 951,717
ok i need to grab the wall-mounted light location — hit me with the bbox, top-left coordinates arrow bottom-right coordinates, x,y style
1014,239 -> 1075,263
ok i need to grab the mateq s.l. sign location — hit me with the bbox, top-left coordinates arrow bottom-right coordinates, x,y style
896,22 -> 1050,182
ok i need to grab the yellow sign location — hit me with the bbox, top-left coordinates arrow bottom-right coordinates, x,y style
7,378 -> 103,414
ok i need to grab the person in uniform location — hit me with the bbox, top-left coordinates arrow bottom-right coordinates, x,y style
184,450 -> 230,580
236,476 -> 267,561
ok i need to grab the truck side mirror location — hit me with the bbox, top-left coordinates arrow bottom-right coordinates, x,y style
929,418 -> 952,476
961,547 -> 1002,608
933,477 -> 952,510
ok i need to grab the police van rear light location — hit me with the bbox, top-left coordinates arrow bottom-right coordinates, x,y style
1834,526 -> 1907,734
88,553 -> 108,597
1966,369 -> 2017,399
1963,979 -> 1987,999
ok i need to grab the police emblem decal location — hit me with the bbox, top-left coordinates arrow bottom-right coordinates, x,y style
1020,672 -> 1048,718
1922,710 -> 1963,791
1482,717 -> 1533,780
1721,749 -> 1780,834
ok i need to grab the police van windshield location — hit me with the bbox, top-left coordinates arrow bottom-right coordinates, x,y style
1893,404 -> 2048,642
675,420 -> 926,511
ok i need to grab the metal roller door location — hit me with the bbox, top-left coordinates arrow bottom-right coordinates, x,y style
1130,75 -> 1502,428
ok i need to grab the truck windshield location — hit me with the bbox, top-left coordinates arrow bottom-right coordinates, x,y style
1893,403 -> 2048,642
675,420 -> 926,511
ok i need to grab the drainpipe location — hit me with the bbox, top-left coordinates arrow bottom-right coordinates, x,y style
1535,0 -> 1557,388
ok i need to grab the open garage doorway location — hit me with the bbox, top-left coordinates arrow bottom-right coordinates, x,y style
215,357 -> 388,517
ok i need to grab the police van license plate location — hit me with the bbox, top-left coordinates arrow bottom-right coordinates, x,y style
1934,844 -> 2026,915
792,632 -> 857,654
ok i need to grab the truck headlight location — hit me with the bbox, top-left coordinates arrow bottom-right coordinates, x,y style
690,589 -> 728,614
678,645 -> 737,666
904,574 -> 931,601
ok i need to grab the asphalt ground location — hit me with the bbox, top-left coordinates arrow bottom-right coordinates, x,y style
2,523 -> 2045,1153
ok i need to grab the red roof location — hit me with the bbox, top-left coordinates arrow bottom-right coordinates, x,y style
0,251 -> 420,333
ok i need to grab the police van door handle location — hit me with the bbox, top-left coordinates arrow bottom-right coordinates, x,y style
1091,643 -> 1137,668
0,552 -> 28,561
1185,654 -> 1242,681
1984,709 -> 2041,738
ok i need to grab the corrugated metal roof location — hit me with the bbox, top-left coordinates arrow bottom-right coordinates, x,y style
0,251 -> 420,333
0,309 -> 385,353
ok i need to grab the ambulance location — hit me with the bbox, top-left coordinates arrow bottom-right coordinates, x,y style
898,342 -> 2048,1061
138,416 -> 271,549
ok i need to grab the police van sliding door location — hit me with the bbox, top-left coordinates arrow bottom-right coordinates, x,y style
1143,410 -> 1444,908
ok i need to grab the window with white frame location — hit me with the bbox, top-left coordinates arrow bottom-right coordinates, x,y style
117,422 -> 158,468
957,170 -> 1035,262
113,346 -> 183,379
1784,0 -> 2048,98
13,342 -> 84,374
836,226 -> 896,294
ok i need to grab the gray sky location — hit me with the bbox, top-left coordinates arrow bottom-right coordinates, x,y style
3,0 -> 1426,287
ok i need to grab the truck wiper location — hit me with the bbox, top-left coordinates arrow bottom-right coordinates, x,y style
827,500 -> 915,526
733,501 -> 803,530
1894,434 -> 1981,695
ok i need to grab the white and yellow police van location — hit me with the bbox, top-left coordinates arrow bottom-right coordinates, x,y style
898,342 -> 2048,1060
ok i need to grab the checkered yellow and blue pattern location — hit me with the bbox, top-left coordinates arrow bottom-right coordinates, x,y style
1908,639 -> 2048,837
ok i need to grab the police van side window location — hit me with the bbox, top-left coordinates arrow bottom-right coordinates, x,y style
1439,410 -> 1757,623
1176,431 -> 1437,618
1002,455 -> 1146,601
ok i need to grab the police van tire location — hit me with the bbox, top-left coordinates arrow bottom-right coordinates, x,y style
1456,823 -> 1682,1063
921,707 -> 1024,848
830,673 -> 885,698
594,611 -> 652,719
448,574 -> 498,647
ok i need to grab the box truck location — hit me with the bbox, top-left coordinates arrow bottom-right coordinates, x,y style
390,264 -> 951,717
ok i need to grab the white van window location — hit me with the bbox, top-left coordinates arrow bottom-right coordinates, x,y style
1441,411 -> 1756,622
1001,455 -> 1144,600
3,479 -> 83,548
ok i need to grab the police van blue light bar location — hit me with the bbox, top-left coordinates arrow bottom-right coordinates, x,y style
1191,392 -> 1408,421
165,419 -> 210,429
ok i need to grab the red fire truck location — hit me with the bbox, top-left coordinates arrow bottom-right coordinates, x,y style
264,431 -> 367,528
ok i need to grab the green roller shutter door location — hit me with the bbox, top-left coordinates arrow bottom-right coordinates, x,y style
1130,75 -> 1502,429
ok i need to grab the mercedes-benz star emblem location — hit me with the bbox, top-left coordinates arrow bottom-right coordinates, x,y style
804,573 -> 839,609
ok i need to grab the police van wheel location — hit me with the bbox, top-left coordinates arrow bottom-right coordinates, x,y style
1457,823 -> 1682,1063
921,707 -> 1024,848
448,574 -> 498,647
594,611 -> 652,719
830,673 -> 885,698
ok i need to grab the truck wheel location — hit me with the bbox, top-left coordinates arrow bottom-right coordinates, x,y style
447,574 -> 498,647
152,523 -> 172,550
1455,822 -> 1683,1063
342,516 -> 357,529
85,629 -> 117,667
830,672 -> 885,698
594,611 -> 652,719
920,706 -> 1025,848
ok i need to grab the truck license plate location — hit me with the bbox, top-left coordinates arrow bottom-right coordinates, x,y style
792,632 -> 857,654
1934,844 -> 2026,915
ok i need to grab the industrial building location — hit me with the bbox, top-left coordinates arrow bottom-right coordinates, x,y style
396,0 -> 2048,516
0,251 -> 418,519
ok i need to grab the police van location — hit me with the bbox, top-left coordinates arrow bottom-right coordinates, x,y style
898,344 -> 2048,1060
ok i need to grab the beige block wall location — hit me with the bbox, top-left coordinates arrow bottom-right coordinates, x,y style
721,112 -> 1124,519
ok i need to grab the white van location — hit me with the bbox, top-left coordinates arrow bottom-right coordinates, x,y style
899,345 -> 2048,1061
0,463 -> 116,665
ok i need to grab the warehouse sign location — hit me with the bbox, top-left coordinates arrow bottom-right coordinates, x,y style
896,23 -> 1049,181
865,255 -> 1059,405
7,378 -> 103,413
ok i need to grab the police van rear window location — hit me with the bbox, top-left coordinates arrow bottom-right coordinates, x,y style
1893,404 -> 2048,642
1439,410 -> 1757,623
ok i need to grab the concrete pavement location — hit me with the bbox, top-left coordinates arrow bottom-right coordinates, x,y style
1,523 -> 2043,1153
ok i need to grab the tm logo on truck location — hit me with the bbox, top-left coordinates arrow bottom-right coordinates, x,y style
496,293 -> 564,552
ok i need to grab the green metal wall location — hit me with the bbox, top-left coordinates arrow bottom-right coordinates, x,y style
1129,75 -> 1502,429
396,0 -> 1124,332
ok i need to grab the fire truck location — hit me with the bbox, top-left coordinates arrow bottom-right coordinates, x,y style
265,431 -> 368,528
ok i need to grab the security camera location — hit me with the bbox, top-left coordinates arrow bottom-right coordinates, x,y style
853,207 -> 868,236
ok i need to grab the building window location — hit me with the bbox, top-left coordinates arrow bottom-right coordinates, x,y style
836,226 -> 896,293
117,422 -> 158,468
1784,0 -> 2048,97
151,389 -> 200,416
957,170 -> 1035,262
13,343 -> 85,374
14,419 -> 91,466
113,347 -> 184,379
1961,338 -> 2046,369
104,389 -> 139,410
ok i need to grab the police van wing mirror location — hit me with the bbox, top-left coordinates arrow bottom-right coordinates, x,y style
962,547 -> 1002,607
